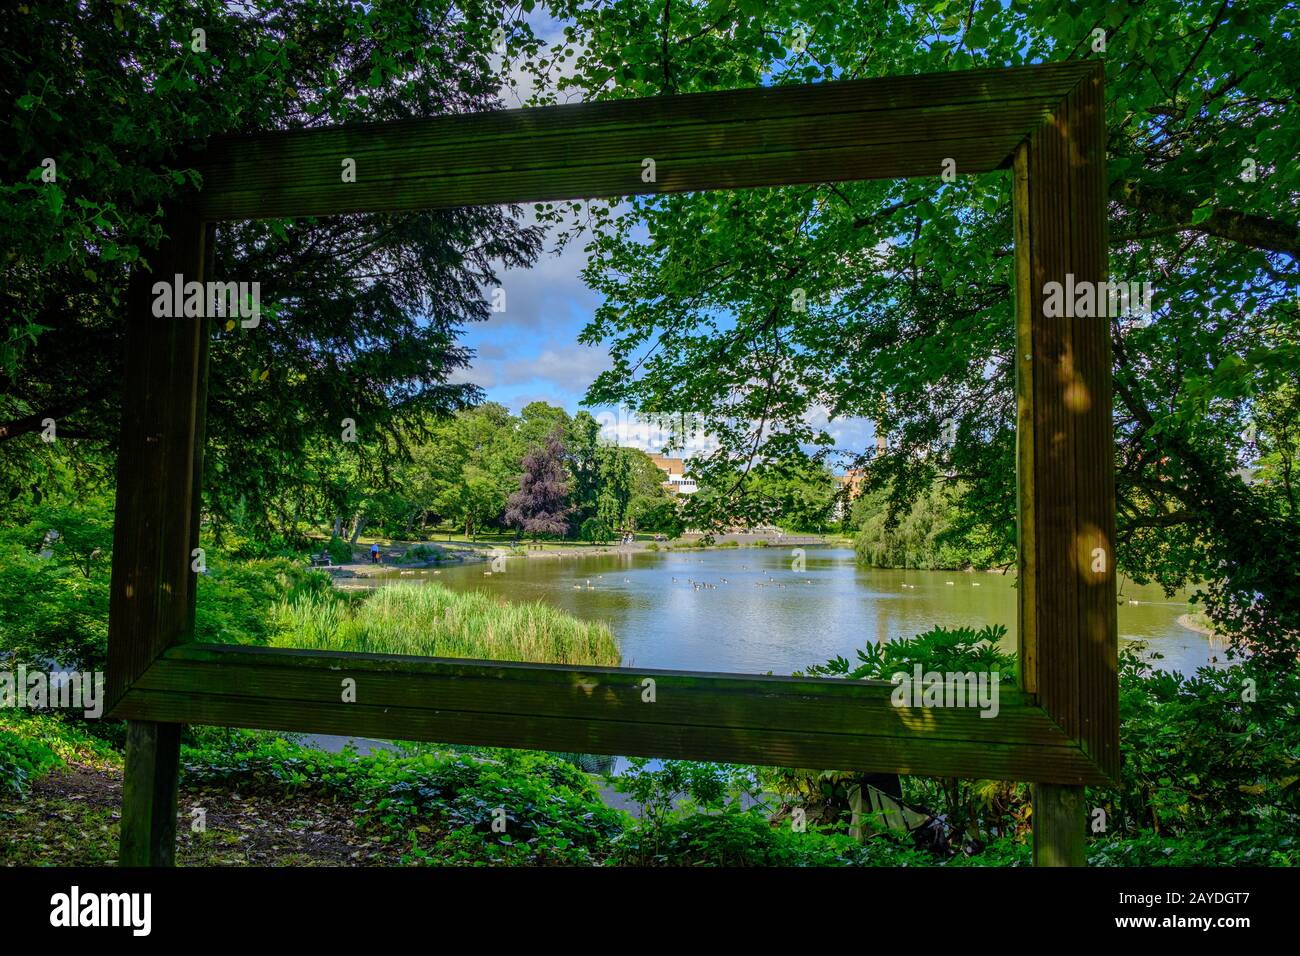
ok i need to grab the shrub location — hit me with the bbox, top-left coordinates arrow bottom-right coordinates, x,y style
1089,651 -> 1300,835
608,809 -> 893,867
404,544 -> 440,563
632,500 -> 684,538
0,733 -> 58,798
194,558 -> 331,646
326,535 -> 353,565
181,733 -> 624,865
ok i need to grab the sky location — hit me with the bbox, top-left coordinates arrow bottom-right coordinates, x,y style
443,11 -> 876,463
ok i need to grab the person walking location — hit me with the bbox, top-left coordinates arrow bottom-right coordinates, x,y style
370,542 -> 381,564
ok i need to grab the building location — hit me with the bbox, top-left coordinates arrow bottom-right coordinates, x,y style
647,454 -> 698,495
832,468 -> 867,520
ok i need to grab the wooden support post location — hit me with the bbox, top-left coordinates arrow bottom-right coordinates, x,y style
1032,783 -> 1086,867
119,720 -> 182,866
1013,65 -> 1115,866
109,206 -> 211,865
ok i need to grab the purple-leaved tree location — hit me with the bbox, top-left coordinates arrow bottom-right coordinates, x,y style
505,426 -> 574,538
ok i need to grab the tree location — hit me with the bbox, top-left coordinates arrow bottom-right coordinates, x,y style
595,445 -> 635,531
505,427 -> 574,538
518,402 -> 572,455
631,498 -> 683,537
2,1 -> 547,537
853,481 -> 999,571
527,0 -> 1300,663
425,404 -> 522,538
566,410 -> 603,525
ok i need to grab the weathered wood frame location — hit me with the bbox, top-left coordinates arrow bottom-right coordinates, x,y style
108,61 -> 1116,866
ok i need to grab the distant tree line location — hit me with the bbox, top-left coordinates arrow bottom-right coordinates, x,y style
290,401 -> 684,545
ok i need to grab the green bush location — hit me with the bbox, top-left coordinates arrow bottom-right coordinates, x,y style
579,517 -> 611,543
1088,826 -> 1296,867
608,809 -> 895,867
0,498 -> 114,670
194,557 -> 331,646
1089,651 -> 1300,835
632,499 -> 684,537
0,734 -> 58,798
776,626 -> 1300,860
181,733 -> 624,865
326,535 -> 354,565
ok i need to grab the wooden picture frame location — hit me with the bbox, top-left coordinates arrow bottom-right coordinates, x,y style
107,61 -> 1117,866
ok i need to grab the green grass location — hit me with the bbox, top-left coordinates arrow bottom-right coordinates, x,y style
269,583 -> 620,666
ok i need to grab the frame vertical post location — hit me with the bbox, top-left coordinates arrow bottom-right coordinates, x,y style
120,721 -> 183,866
1032,783 -> 1086,866
109,205 -> 211,865
1014,63 -> 1116,867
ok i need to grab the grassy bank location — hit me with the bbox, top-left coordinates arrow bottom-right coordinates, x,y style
269,583 -> 620,666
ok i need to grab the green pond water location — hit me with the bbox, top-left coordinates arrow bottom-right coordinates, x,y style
355,546 -> 1222,677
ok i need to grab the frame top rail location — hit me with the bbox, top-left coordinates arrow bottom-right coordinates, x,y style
190,61 -> 1100,220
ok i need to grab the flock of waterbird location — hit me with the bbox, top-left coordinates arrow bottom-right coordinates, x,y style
396,558 -> 993,591
386,560 -> 1025,604
404,561 -> 1143,608
541,562 -> 994,593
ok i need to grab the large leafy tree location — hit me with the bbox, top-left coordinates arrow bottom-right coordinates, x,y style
523,0 -> 1299,663
505,426 -> 575,537
430,403 -> 524,538
2,0 -> 546,531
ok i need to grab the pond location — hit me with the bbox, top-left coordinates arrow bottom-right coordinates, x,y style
356,546 -> 1223,677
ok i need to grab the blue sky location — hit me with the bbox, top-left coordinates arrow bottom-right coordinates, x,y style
445,11 -> 877,463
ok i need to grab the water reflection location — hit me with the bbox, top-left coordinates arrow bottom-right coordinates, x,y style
352,547 -> 1218,676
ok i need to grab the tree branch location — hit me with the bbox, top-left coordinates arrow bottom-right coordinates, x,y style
1113,179 -> 1300,257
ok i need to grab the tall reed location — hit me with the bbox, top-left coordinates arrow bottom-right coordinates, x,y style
270,583 -> 619,666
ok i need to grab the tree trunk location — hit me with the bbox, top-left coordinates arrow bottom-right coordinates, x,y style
332,516 -> 342,539
349,516 -> 368,547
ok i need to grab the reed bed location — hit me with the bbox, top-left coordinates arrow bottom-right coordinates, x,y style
270,583 -> 620,667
